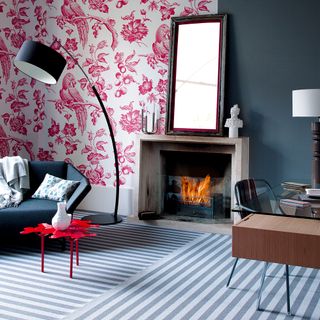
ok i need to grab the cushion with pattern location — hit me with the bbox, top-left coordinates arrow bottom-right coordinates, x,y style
32,174 -> 80,202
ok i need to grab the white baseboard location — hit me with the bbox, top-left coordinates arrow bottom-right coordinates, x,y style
77,185 -> 133,216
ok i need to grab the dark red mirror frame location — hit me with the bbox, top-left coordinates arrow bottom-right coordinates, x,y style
166,14 -> 227,136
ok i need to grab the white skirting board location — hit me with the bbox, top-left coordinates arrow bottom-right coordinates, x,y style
77,185 -> 133,216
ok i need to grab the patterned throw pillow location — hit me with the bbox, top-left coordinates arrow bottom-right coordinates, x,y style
32,174 -> 80,202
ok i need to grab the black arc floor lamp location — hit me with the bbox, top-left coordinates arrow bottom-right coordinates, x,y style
14,40 -> 122,225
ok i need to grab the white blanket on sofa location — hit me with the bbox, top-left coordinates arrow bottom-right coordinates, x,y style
0,156 -> 29,209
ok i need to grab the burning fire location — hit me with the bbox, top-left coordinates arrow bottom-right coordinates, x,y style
181,175 -> 211,206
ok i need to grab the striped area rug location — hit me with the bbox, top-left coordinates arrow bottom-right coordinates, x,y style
0,215 -> 202,320
67,233 -> 320,320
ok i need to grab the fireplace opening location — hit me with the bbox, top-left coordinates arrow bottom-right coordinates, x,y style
160,151 -> 231,223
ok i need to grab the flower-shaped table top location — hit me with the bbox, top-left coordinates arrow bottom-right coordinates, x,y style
21,219 -> 99,239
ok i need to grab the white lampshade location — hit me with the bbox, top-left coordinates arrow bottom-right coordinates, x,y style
292,89 -> 320,117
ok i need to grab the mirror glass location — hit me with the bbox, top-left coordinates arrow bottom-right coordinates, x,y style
166,14 -> 227,136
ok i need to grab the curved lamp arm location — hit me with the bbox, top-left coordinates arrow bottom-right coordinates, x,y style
14,40 -> 121,224
91,84 -> 120,217
59,43 -> 120,221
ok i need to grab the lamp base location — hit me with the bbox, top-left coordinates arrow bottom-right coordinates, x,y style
82,213 -> 122,225
312,121 -> 320,188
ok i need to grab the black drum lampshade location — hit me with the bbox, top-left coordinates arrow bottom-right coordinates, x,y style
14,40 -> 67,85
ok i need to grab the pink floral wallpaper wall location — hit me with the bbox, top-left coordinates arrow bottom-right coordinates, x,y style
0,0 -> 217,190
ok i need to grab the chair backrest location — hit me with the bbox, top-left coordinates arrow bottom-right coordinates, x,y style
235,179 -> 275,216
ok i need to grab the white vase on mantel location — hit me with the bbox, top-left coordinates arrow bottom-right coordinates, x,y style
51,202 -> 71,230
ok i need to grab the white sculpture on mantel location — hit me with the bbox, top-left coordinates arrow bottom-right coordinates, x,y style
224,104 -> 243,138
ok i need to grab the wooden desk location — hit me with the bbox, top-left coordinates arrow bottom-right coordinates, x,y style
231,214 -> 320,315
232,214 -> 320,268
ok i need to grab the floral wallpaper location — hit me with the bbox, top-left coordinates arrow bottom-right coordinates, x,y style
0,0 -> 217,190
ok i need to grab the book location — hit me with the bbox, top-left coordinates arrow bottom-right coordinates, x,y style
282,182 -> 311,187
281,182 -> 311,192
280,198 -> 311,208
299,194 -> 320,202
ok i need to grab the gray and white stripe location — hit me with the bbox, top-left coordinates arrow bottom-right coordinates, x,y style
0,215 -> 202,320
68,234 -> 320,320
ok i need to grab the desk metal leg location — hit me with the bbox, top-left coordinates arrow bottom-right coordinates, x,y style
285,264 -> 291,315
226,258 -> 239,287
257,262 -> 268,311
69,239 -> 73,278
41,235 -> 45,273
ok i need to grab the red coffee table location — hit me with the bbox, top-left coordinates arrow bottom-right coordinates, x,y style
21,220 -> 98,278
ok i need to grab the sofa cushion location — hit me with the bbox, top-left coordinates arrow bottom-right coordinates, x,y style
32,174 -> 80,202
0,198 -> 58,233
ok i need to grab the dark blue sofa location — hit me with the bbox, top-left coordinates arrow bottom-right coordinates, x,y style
0,160 -> 91,235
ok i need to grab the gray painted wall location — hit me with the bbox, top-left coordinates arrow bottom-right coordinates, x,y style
219,0 -> 320,186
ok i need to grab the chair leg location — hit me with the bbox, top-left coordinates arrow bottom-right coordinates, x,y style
226,258 -> 239,287
285,264 -> 291,315
257,262 -> 269,311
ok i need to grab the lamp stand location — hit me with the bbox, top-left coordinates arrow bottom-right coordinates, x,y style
82,86 -> 122,224
58,44 -> 122,224
58,45 -> 122,225
312,121 -> 320,188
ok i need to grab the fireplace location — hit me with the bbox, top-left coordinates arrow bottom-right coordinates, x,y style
133,135 -> 249,223
161,151 -> 231,222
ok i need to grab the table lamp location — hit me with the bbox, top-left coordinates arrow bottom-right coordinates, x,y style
14,40 -> 122,225
292,89 -> 320,188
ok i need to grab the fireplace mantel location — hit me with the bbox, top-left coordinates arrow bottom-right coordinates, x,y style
133,134 -> 249,222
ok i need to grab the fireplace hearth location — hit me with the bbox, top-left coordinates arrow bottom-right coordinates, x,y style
134,135 -> 249,224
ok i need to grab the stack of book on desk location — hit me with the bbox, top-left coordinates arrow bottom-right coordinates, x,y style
281,182 -> 311,193
299,193 -> 320,202
279,198 -> 311,216
280,198 -> 310,208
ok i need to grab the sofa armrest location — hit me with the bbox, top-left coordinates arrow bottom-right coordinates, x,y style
66,164 -> 91,214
